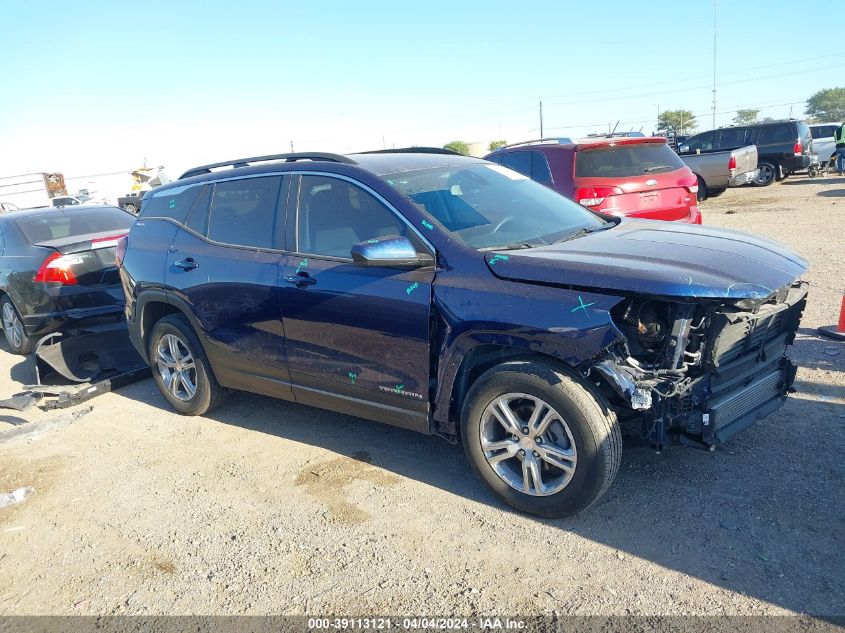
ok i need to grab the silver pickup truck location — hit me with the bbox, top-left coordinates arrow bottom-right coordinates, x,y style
677,144 -> 758,202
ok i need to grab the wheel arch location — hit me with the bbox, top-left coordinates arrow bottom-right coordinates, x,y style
436,342 -> 588,443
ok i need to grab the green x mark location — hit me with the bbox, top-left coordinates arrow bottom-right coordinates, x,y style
571,296 -> 596,318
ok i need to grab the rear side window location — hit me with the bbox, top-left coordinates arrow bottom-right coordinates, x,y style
682,131 -> 715,153
531,152 -> 553,185
717,127 -> 750,149
499,152 -> 532,177
140,183 -> 205,224
575,143 -> 685,177
758,124 -> 794,145
810,126 -> 836,139
206,176 -> 283,249
15,207 -> 133,243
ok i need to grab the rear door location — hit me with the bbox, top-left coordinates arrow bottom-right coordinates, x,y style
164,175 -> 292,390
279,173 -> 435,432
574,142 -> 695,221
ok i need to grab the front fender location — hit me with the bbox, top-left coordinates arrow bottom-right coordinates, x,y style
431,275 -> 624,435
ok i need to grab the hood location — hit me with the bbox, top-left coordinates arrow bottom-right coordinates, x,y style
484,221 -> 807,300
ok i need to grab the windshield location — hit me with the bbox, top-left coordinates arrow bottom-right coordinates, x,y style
381,163 -> 604,250
575,143 -> 685,177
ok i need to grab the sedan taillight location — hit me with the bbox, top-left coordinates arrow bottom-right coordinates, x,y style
34,252 -> 79,285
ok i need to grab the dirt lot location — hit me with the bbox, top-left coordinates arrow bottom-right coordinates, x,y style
0,178 -> 843,618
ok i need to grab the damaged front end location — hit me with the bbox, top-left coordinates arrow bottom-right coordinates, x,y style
590,281 -> 808,450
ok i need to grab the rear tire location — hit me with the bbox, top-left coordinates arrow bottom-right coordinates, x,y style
1,297 -> 33,355
708,187 -> 727,198
461,360 -> 622,517
696,177 -> 707,203
753,162 -> 777,186
148,314 -> 226,415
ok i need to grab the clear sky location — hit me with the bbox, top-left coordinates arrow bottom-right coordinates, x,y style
1,0 -> 843,179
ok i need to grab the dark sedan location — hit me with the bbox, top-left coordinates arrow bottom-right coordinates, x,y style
0,205 -> 134,354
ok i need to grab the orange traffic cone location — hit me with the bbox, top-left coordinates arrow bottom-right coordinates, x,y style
818,290 -> 845,341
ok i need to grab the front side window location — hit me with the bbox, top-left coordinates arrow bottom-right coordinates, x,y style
383,163 -> 603,250
811,125 -> 837,139
297,175 -> 409,258
206,176 -> 282,248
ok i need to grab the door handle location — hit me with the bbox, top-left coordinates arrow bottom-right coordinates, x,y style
284,274 -> 316,286
174,258 -> 198,271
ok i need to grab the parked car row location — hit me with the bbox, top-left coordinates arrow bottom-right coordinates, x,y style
678,119 -> 814,187
484,136 -> 703,223
0,148 -> 809,517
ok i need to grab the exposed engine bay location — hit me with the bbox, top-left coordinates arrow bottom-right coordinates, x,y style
591,281 -> 808,450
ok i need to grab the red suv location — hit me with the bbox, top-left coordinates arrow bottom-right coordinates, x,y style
485,137 -> 702,224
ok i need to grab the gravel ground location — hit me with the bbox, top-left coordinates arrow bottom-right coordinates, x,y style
0,178 -> 842,618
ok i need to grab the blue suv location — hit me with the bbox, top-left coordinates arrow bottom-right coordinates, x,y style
118,149 -> 808,517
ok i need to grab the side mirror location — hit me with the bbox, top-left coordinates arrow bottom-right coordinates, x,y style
351,235 -> 434,268
679,145 -> 690,153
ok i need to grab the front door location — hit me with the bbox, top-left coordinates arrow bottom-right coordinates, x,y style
279,174 -> 435,431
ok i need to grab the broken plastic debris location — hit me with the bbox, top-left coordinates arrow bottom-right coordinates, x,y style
0,486 -> 34,508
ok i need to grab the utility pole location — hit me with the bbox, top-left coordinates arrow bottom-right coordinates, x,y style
290,139 -> 294,153
539,100 -> 544,138
711,0 -> 717,129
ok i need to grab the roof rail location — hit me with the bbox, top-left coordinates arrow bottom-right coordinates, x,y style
355,147 -> 463,156
179,152 -> 357,179
493,138 -> 573,151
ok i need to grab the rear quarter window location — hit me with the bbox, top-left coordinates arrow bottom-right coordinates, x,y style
575,143 -> 685,177
139,182 -> 205,224
499,152 -> 532,177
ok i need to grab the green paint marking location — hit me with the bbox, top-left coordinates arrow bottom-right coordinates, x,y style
421,220 -> 434,230
395,384 -> 405,393
295,258 -> 309,274
489,254 -> 510,265
570,295 -> 596,318
367,239 -> 379,244
348,372 -> 357,385
168,198 -> 176,209
406,282 -> 419,295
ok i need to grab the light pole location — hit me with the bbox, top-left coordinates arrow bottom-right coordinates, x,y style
712,0 -> 717,129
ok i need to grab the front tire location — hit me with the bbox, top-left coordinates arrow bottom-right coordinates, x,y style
1,297 -> 33,355
752,162 -> 777,186
148,314 -> 226,415
461,361 -> 622,517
